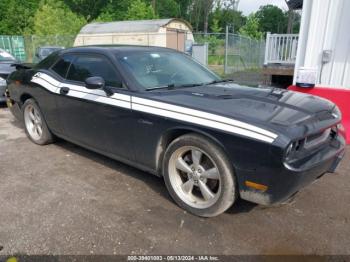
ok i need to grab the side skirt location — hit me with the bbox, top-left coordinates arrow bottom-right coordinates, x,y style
51,132 -> 161,177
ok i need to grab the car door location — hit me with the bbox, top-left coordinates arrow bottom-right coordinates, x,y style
54,53 -> 135,161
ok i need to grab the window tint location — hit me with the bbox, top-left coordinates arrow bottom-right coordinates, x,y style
67,55 -> 121,87
35,52 -> 60,70
51,55 -> 74,78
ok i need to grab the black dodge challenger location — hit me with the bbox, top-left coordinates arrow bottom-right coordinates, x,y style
6,46 -> 345,217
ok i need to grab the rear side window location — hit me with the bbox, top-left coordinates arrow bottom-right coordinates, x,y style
51,55 -> 74,78
35,52 -> 59,70
66,55 -> 121,87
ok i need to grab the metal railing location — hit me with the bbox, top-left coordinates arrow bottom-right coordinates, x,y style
264,32 -> 299,65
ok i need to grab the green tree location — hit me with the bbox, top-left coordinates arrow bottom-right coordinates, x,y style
125,0 -> 157,20
255,5 -> 287,33
286,10 -> 301,34
153,0 -> 180,18
63,0 -> 108,22
95,0 -> 133,22
209,3 -> 222,33
146,0 -> 193,20
33,0 -> 86,35
94,11 -> 116,22
202,0 -> 215,33
207,1 -> 245,34
210,18 -> 222,33
292,12 -> 301,33
217,9 -> 245,33
175,0 -> 192,18
0,0 -> 39,34
96,0 -> 158,22
239,14 -> 263,39
187,0 -> 215,32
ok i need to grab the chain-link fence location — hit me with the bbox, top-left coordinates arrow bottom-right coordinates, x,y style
1,32 -> 265,86
23,35 -> 76,63
194,33 -> 265,77
0,35 -> 27,61
0,35 -> 75,63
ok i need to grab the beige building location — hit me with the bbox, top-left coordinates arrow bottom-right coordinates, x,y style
74,18 -> 194,52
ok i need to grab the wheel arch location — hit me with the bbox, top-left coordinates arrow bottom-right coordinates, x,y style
20,93 -> 34,106
155,126 -> 230,176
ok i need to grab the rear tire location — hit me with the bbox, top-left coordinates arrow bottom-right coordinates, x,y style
23,98 -> 54,145
163,133 -> 237,217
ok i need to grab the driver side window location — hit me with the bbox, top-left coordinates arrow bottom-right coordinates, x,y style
67,55 -> 122,88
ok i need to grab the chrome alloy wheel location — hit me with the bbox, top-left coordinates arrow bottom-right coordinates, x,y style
24,104 -> 43,141
168,146 -> 221,209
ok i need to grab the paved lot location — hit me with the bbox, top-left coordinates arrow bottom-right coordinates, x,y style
0,106 -> 349,255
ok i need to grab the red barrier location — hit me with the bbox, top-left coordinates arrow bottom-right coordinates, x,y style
288,85 -> 349,144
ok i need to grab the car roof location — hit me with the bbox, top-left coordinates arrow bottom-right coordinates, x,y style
39,46 -> 64,49
60,45 -> 178,55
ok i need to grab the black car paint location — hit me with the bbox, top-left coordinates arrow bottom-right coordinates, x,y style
7,46 -> 345,205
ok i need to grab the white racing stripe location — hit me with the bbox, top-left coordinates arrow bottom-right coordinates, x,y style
132,97 -> 277,140
36,72 -> 61,87
31,76 -> 60,94
67,89 -> 131,109
35,73 -> 131,103
31,72 -> 278,143
133,103 -> 275,143
61,82 -> 131,102
32,73 -> 131,109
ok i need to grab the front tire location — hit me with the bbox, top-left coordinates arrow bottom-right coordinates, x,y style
163,133 -> 237,217
23,98 -> 54,145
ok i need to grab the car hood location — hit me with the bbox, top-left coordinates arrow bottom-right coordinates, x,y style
147,83 -> 338,139
0,61 -> 16,75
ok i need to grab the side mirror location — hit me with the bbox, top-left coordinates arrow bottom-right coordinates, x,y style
85,76 -> 105,90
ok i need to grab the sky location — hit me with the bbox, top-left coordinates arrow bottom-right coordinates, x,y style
237,0 -> 288,15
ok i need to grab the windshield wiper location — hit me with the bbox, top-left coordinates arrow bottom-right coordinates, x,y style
145,79 -> 234,91
206,79 -> 234,85
146,83 -> 204,91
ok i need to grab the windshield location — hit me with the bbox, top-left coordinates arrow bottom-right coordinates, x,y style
117,51 -> 220,90
0,50 -> 16,61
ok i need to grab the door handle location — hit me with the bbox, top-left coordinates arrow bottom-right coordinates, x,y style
60,87 -> 70,95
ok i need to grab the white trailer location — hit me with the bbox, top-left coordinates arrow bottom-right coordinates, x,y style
293,0 -> 350,88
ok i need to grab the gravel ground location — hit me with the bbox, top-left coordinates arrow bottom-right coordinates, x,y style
0,106 -> 349,256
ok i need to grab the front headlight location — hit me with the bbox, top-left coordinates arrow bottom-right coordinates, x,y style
285,142 -> 294,158
285,139 -> 304,158
332,106 -> 342,120
0,76 -> 6,86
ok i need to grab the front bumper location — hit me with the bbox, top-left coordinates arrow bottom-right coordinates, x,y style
4,89 -> 22,120
238,134 -> 346,205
